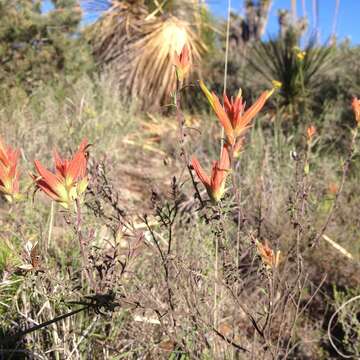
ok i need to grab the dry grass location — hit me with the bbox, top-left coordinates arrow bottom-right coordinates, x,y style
0,70 -> 360,359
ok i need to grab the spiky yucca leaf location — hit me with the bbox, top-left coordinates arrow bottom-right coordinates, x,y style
249,31 -> 334,113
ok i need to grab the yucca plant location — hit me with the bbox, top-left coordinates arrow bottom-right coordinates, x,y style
86,0 -> 208,110
249,29 -> 334,117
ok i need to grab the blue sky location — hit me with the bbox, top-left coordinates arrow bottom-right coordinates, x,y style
207,0 -> 360,44
42,0 -> 359,44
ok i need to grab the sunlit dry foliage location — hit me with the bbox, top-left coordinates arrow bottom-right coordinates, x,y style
87,0 -> 206,109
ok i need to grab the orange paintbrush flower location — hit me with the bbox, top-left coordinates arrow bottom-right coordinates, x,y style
256,240 -> 281,268
174,45 -> 190,82
233,137 -> 245,158
306,125 -> 316,143
352,97 -> 360,126
0,137 -> 21,202
32,139 -> 88,209
191,145 -> 230,203
328,182 -> 338,196
199,81 -> 273,146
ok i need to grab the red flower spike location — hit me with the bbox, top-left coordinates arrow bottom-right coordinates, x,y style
174,45 -> 190,82
223,91 -> 244,129
256,239 -> 281,268
191,145 -> 230,203
234,90 -> 273,137
0,137 -> 22,203
32,139 -> 88,209
352,97 -> 360,126
306,125 -> 316,143
200,81 -> 273,147
212,94 -> 236,145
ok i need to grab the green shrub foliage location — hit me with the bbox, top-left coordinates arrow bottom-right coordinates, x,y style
0,0 -> 93,91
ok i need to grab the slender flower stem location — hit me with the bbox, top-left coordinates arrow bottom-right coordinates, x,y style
75,199 -> 95,290
229,152 -> 243,269
175,79 -> 187,162
175,79 -> 204,207
213,211 -> 220,356
214,231 -> 219,330
312,127 -> 358,247
221,0 -> 232,155
46,201 -> 55,255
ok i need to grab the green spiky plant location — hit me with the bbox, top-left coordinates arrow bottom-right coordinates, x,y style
249,28 -> 334,119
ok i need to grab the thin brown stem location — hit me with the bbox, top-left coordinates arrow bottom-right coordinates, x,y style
175,79 -> 204,207
75,199 -> 96,290
312,128 -> 358,247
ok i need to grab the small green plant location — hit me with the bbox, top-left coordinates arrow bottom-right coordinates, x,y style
249,29 -> 333,118
331,286 -> 360,358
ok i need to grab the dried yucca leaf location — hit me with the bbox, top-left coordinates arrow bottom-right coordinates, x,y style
127,16 -> 203,107
87,1 -> 206,110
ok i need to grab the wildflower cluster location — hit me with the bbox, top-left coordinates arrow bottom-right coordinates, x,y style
0,138 -> 21,203
32,139 -> 88,209
0,138 -> 88,210
174,46 -> 277,203
198,81 -> 274,157
176,46 -> 278,203
192,80 -> 275,202
174,46 -> 283,271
